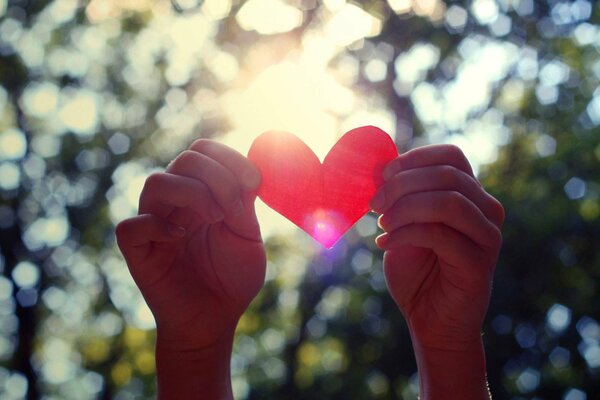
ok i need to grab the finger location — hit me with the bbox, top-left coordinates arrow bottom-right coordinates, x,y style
139,172 -> 224,223
371,165 -> 504,227
377,223 -> 492,280
116,214 -> 185,263
189,139 -> 261,190
383,144 -> 475,181
378,191 -> 501,250
167,150 -> 245,217
167,149 -> 261,241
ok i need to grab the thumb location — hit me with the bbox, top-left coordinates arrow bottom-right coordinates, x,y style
115,214 -> 184,283
223,189 -> 262,242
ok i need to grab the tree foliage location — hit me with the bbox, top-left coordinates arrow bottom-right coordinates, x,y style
0,0 -> 598,399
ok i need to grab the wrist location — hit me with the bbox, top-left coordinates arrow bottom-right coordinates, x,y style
411,336 -> 491,400
156,329 -> 235,400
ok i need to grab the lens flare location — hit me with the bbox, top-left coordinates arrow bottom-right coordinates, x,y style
306,209 -> 345,249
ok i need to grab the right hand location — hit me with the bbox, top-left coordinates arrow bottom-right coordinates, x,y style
115,139 -> 266,351
370,144 -> 504,351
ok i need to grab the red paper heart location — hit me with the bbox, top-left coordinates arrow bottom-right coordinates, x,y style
248,126 -> 398,248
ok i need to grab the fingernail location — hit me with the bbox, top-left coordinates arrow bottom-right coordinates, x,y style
377,215 -> 384,229
370,190 -> 385,211
211,205 -> 224,221
167,223 -> 186,237
241,168 -> 261,190
376,233 -> 389,248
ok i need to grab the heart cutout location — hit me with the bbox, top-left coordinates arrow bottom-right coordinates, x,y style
248,126 -> 398,248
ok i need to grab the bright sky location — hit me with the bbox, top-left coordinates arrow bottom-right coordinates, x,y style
210,1 -> 512,241
216,1 -> 395,241
10,0 -> 527,245
85,0 -> 530,247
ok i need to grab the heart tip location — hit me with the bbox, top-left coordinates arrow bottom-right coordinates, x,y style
317,237 -> 342,250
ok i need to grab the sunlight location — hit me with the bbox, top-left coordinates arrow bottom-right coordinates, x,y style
221,60 -> 343,159
324,3 -> 382,46
236,0 -> 303,35
307,209 -> 343,249
216,6 -> 393,242
57,89 -> 98,136
220,56 -> 345,241
202,0 -> 231,20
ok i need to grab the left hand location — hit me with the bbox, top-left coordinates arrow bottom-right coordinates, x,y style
116,140 -> 266,352
370,144 -> 504,351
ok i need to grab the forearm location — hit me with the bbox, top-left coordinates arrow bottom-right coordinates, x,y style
412,336 -> 491,400
156,330 -> 235,400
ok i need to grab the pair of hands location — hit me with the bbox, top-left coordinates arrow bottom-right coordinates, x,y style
115,139 -> 504,399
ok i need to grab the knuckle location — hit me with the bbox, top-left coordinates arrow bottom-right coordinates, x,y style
143,172 -> 164,191
189,138 -> 212,153
115,220 -> 131,242
493,198 -> 505,225
388,158 -> 401,173
447,190 -> 466,211
440,165 -> 460,186
172,150 -> 201,170
483,217 -> 502,251
484,193 -> 505,227
444,144 -> 471,169
139,173 -> 163,213
491,224 -> 503,246
482,222 -> 502,252
179,149 -> 198,162
169,150 -> 193,170
443,144 -> 465,159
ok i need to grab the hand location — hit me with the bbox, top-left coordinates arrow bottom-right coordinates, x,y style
370,144 -> 504,399
115,140 -> 266,399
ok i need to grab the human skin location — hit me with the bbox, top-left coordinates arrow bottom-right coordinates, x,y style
370,144 -> 504,400
116,140 -> 503,400
115,139 -> 266,400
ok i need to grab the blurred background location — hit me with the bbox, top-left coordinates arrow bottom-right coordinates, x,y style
0,0 -> 599,398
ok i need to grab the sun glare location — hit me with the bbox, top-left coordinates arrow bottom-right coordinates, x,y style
220,57 -> 352,243
307,209 -> 344,249
221,60 -> 343,160
215,6 -> 395,243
